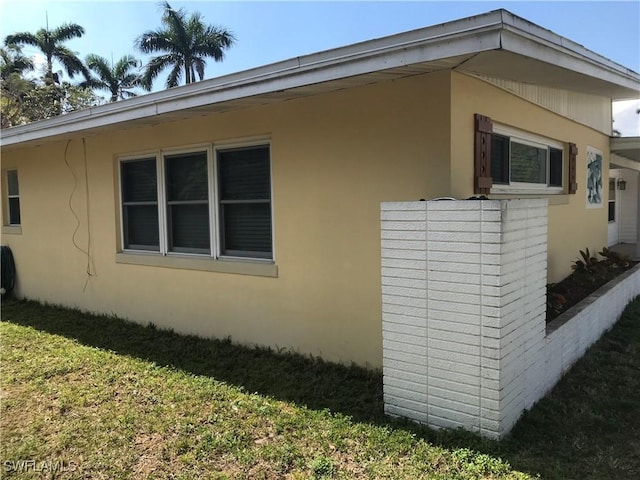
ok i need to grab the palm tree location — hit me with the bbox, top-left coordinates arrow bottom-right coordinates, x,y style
0,45 -> 34,81
137,1 -> 235,89
1,45 -> 36,128
81,54 -> 144,102
5,22 -> 87,85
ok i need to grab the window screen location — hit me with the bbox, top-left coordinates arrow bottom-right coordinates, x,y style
121,159 -> 159,250
218,145 -> 272,258
165,151 -> 210,254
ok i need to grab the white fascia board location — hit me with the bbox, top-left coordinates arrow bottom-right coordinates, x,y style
499,11 -> 640,96
0,17 -> 504,147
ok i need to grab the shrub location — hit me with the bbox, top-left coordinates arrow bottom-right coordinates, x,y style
547,247 -> 634,322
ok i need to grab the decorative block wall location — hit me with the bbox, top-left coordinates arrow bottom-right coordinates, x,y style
544,263 -> 640,395
381,199 -> 548,439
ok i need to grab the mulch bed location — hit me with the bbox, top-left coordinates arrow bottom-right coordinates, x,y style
546,257 -> 637,322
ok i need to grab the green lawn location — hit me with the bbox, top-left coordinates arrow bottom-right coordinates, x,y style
1,298 -> 639,479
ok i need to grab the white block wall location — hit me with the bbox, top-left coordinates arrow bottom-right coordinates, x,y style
382,199 -> 548,439
544,263 -> 640,394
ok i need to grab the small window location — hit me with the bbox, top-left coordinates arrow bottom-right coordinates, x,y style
490,135 -> 509,185
549,148 -> 563,187
217,145 -> 272,259
165,151 -> 210,254
121,158 -> 160,251
608,179 -> 616,223
5,170 -> 20,226
490,127 -> 564,192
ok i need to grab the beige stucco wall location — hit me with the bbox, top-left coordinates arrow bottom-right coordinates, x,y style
0,71 -> 451,367
1,70 -> 612,365
449,72 -> 610,282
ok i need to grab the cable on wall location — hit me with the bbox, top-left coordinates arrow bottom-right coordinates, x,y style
64,138 -> 94,292
82,137 -> 94,291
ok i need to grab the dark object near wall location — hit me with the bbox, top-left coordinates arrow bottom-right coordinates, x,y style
1,245 -> 16,297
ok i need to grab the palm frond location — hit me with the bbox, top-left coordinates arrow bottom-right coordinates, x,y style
160,1 -> 189,51
4,32 -> 41,48
51,23 -> 85,42
114,55 -> 140,78
193,58 -> 205,81
86,54 -> 114,83
143,53 -> 177,86
53,46 -> 87,78
166,61 -> 183,88
137,30 -> 176,54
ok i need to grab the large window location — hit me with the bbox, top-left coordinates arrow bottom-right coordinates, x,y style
4,170 -> 20,226
490,128 -> 563,190
119,142 -> 272,261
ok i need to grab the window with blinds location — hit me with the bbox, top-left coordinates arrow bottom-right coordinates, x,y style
121,158 -> 160,251
6,170 -> 20,225
165,151 -> 210,254
217,145 -> 272,258
119,142 -> 273,261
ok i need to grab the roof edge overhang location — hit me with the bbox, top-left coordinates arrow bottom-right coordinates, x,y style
1,9 -> 639,149
611,136 -> 640,166
498,10 -> 639,97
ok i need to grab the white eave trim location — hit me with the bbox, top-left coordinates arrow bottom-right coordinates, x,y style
611,137 -> 640,165
1,8 -> 638,148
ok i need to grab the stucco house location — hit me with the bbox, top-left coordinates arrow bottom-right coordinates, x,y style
2,9 -> 639,370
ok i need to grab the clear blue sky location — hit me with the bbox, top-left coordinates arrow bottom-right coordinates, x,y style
1,1 -> 639,133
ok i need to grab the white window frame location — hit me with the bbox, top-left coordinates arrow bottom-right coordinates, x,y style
4,169 -> 20,226
118,139 -> 274,263
161,144 -> 213,257
491,124 -> 565,195
214,139 -> 273,261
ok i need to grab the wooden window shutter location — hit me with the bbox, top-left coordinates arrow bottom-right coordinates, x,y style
568,143 -> 578,194
474,114 -> 493,194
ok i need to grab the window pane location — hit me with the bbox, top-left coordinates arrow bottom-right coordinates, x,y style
169,204 -> 210,253
7,170 -> 19,196
609,179 -> 616,201
549,148 -> 563,187
166,152 -> 208,201
608,201 -> 615,222
221,203 -> 272,256
218,146 -> 270,200
8,197 -> 20,225
124,205 -> 159,250
122,159 -> 157,203
510,142 -> 547,184
490,135 -> 509,184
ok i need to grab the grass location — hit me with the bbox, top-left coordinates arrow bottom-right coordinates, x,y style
1,298 -> 639,479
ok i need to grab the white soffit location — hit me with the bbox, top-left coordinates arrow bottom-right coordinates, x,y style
1,9 -> 638,149
611,137 -> 640,166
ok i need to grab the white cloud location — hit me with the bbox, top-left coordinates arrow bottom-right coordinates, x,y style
613,99 -> 640,137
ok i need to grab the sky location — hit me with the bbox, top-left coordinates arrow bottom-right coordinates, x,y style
0,0 -> 638,134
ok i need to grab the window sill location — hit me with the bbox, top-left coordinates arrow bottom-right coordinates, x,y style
488,193 -> 569,206
490,186 -> 563,195
2,225 -> 22,235
115,252 -> 278,278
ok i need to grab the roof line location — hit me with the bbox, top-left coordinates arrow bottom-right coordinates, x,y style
1,9 -> 638,148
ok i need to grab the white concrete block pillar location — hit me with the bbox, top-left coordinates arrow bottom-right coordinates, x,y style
381,199 -> 548,439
